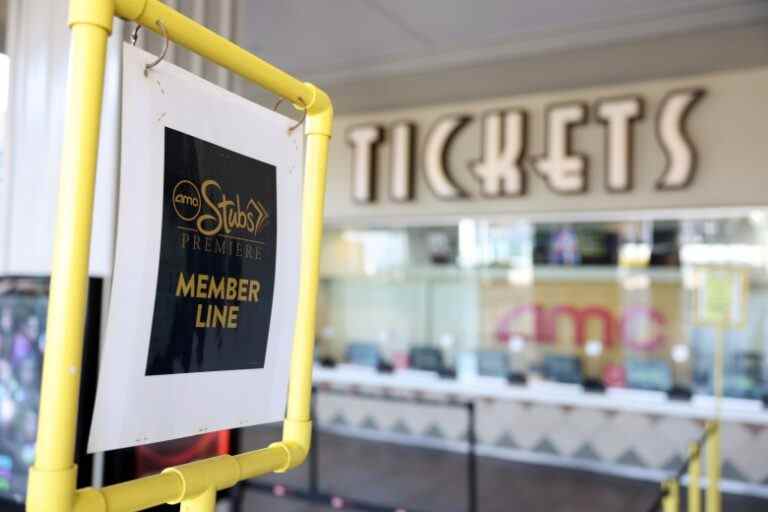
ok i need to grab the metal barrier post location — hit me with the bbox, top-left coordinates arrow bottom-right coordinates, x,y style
688,442 -> 701,512
662,480 -> 680,512
466,401 -> 478,512
706,321 -> 725,512
706,421 -> 721,512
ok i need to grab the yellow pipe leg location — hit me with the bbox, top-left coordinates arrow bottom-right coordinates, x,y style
706,422 -> 721,512
276,115 -> 333,471
27,1 -> 112,510
286,131 -> 330,422
688,443 -> 701,512
180,487 -> 216,512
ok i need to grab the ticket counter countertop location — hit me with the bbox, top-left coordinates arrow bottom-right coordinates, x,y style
313,365 -> 768,496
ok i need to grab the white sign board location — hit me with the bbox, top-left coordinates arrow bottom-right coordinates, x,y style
88,45 -> 304,452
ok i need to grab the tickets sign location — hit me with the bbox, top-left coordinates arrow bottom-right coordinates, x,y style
324,67 -> 768,223
88,45 -> 304,452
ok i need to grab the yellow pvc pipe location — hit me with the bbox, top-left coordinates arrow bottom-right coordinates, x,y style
706,324 -> 724,512
287,132 -> 330,422
688,442 -> 701,512
234,445 -> 289,480
90,472 -> 182,512
35,16 -> 109,471
69,446 -> 289,512
180,488 -> 215,512
27,3 -> 111,511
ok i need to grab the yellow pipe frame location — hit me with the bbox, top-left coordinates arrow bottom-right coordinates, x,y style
27,0 -> 333,510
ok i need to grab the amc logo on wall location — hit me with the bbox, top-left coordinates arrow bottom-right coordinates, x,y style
347,88 -> 704,202
495,303 -> 667,352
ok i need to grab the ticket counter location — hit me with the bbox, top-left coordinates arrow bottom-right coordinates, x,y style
311,66 -> 768,496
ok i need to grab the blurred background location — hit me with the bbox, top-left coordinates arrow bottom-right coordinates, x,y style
2,1 -> 768,511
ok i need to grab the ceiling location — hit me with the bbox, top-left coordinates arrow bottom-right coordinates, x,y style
235,0 -> 768,85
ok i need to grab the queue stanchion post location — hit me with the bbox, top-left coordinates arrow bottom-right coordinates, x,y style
466,401 -> 478,512
706,320 -> 724,512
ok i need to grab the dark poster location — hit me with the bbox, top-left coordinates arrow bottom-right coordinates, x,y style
146,127 -> 277,375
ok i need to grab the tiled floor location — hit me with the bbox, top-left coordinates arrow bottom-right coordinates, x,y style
233,426 -> 768,512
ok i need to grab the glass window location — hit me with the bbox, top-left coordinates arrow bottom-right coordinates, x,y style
318,212 -> 768,402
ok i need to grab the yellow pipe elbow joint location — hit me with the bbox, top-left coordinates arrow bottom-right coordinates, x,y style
27,465 -> 78,512
270,418 -> 313,473
114,0 -> 148,22
303,83 -> 333,138
68,0 -> 114,32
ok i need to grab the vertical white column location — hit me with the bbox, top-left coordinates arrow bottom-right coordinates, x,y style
1,0 -> 121,276
0,0 -> 18,271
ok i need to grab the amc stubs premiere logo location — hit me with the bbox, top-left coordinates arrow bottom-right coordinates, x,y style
146,127 -> 278,376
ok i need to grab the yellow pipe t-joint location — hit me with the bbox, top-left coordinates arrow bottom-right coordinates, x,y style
162,455 -> 240,504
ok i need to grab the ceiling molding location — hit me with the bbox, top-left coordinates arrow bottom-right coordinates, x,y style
313,23 -> 768,114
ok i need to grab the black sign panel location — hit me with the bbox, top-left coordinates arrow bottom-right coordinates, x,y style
145,127 -> 277,375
